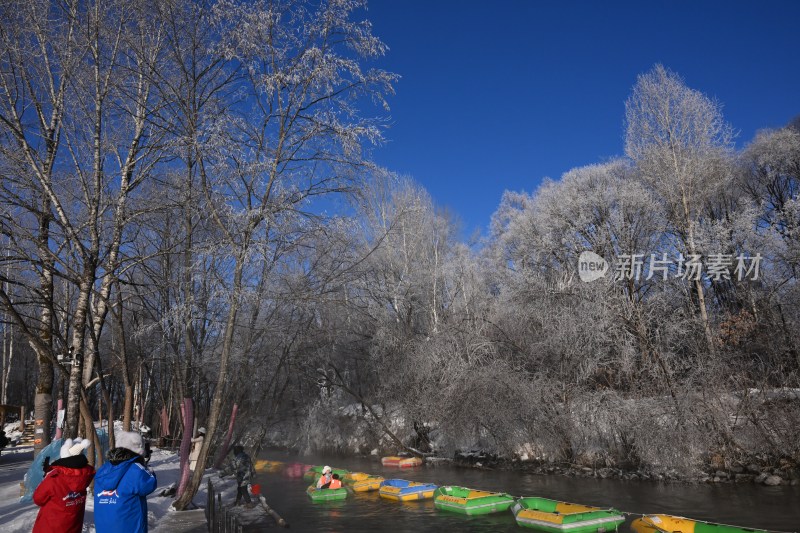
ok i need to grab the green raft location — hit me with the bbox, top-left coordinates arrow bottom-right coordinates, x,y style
433,486 -> 515,516
511,497 -> 625,533
306,485 -> 348,502
302,465 -> 349,482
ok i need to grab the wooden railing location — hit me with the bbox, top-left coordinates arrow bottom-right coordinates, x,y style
206,479 -> 288,532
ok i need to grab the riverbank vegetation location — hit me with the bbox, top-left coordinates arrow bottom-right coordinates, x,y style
1,0 -> 798,506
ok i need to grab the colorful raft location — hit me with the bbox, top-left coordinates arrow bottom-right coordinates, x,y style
343,472 -> 370,484
343,472 -> 385,492
306,485 -> 348,502
434,486 -> 515,516
253,459 -> 284,473
631,514 -> 774,533
351,475 -> 385,492
283,462 -> 311,478
511,497 -> 625,533
303,465 -> 349,482
379,479 -> 438,501
381,456 -> 423,468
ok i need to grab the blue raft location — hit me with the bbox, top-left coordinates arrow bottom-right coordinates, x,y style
379,479 -> 438,501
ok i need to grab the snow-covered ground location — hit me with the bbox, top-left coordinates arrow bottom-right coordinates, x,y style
0,444 -> 239,533
3,421 -> 24,445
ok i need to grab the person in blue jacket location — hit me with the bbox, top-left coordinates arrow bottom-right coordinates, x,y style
94,430 -> 157,533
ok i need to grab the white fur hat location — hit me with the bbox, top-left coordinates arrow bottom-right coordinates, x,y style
60,437 -> 92,459
115,430 -> 145,455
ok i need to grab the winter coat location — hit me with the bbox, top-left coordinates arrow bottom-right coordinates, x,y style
188,435 -> 203,471
32,454 -> 95,533
224,451 -> 254,485
93,448 -> 157,533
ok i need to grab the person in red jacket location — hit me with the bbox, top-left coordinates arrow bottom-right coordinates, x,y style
33,437 -> 95,533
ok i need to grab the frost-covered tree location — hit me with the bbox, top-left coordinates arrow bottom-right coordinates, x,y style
0,0 -> 169,450
625,64 -> 735,355
172,0 -> 396,508
743,127 -> 800,266
739,126 -> 800,370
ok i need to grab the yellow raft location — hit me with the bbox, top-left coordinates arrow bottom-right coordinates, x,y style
253,459 -> 284,473
381,456 -> 423,468
343,472 -> 369,483
632,514 -> 776,533
343,472 -> 384,492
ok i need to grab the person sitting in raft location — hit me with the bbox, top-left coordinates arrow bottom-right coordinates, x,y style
328,473 -> 342,489
316,465 -> 332,489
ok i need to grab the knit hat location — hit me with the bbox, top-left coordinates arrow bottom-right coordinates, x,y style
115,430 -> 145,455
60,437 -> 92,459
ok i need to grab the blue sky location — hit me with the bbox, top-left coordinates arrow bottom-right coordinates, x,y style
362,1 -> 800,236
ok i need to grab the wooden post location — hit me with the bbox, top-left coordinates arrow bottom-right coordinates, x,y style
216,493 -> 221,533
55,399 -> 63,439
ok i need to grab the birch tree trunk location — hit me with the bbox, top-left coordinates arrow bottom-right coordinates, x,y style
110,285 -> 135,431
65,273 -> 94,438
32,193 -> 55,456
173,256 -> 247,510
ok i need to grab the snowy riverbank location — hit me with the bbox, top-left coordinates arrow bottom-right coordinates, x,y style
267,387 -> 800,486
253,390 -> 800,487
0,444 -> 240,532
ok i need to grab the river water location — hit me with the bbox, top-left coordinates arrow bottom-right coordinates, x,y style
253,451 -> 799,532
